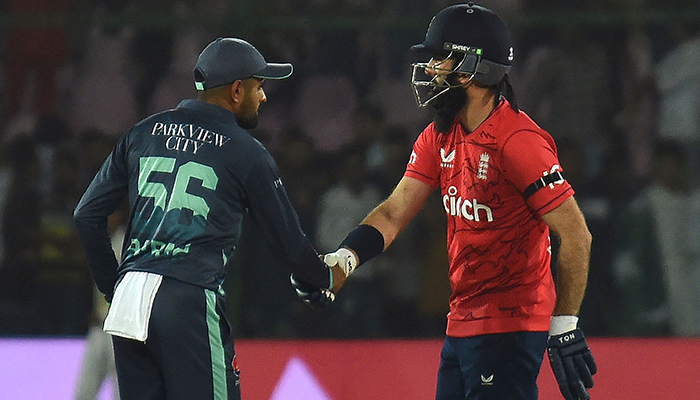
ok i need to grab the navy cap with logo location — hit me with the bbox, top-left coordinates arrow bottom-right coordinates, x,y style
193,37 -> 293,90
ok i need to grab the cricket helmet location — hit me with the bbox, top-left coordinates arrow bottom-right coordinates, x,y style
411,3 -> 514,107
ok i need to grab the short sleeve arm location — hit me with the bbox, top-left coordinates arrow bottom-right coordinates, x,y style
501,130 -> 574,217
404,128 -> 441,190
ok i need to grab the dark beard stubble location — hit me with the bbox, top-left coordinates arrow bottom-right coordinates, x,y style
430,83 -> 468,134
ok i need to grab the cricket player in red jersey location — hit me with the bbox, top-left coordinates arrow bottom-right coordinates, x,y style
294,4 -> 597,400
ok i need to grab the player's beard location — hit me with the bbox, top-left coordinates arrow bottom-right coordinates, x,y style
236,94 -> 260,129
430,79 -> 467,134
236,114 -> 259,129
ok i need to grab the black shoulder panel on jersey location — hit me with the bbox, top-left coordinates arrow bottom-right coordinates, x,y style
523,171 -> 565,199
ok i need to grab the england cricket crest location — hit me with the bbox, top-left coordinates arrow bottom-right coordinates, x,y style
477,152 -> 490,180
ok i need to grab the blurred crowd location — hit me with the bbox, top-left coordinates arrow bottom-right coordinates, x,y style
0,0 -> 699,339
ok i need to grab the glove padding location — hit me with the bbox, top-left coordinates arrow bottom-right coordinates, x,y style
547,328 -> 597,400
290,274 -> 335,310
323,248 -> 357,277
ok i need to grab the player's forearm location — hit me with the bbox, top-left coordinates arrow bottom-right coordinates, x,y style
552,231 -> 591,316
328,202 -> 401,275
333,177 -> 430,274
541,197 -> 592,316
360,178 -> 429,252
361,203 -> 405,251
73,213 -> 120,300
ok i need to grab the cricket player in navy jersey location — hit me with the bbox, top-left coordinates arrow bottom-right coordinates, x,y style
74,37 -> 345,400
294,4 -> 597,400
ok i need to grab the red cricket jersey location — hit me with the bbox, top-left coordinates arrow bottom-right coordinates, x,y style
405,99 -> 573,337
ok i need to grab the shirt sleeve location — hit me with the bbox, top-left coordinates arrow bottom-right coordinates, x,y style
243,153 -> 330,289
73,134 -> 130,301
404,127 -> 441,189
501,130 -> 574,217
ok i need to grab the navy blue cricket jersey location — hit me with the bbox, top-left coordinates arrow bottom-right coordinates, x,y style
74,99 -> 329,301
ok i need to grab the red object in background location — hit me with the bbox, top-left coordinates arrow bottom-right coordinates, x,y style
236,338 -> 700,400
4,0 -> 71,118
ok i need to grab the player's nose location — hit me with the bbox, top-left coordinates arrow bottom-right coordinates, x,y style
425,58 -> 440,77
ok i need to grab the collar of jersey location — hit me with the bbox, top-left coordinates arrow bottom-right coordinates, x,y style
455,97 -> 507,134
176,99 -> 239,125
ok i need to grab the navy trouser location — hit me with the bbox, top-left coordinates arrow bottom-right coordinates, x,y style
112,277 -> 240,400
435,331 -> 548,400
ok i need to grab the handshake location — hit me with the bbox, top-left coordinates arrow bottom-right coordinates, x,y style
290,248 -> 357,309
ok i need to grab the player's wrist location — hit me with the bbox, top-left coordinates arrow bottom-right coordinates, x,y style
339,224 -> 384,266
549,315 -> 578,336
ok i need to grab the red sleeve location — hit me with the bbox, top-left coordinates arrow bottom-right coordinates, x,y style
404,127 -> 441,190
501,130 -> 574,217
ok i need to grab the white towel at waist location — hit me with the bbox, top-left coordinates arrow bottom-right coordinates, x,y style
103,271 -> 163,342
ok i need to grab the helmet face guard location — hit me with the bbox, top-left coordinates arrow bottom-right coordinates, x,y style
411,44 -> 482,107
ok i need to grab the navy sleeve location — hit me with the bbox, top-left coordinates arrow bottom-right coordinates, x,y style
73,135 -> 129,301
243,154 -> 330,289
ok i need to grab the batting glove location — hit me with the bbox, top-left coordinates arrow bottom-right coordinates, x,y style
323,248 -> 357,277
547,316 -> 597,400
290,274 -> 335,310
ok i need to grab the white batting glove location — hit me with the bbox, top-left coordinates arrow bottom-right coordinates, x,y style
323,248 -> 358,278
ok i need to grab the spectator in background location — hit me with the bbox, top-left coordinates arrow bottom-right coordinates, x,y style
292,73 -> 358,153
635,140 -> 700,336
366,52 -> 432,136
147,3 -> 210,115
520,24 -> 614,180
128,1 -> 176,118
654,21 -> 700,187
276,128 -> 330,235
612,1 -> 657,180
368,125 -> 414,196
36,147 -> 93,335
0,145 -> 10,269
607,150 -> 670,336
0,135 -> 42,333
69,0 -> 139,138
315,142 -> 384,337
3,0 -> 70,121
351,104 -> 386,173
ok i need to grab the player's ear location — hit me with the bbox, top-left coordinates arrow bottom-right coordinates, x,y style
230,80 -> 244,104
458,74 -> 473,86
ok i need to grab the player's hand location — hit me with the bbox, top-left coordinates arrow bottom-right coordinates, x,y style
290,274 -> 335,309
547,324 -> 597,400
324,248 -> 358,277
329,264 -> 346,293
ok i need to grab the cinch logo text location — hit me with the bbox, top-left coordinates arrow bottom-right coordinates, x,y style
443,186 -> 493,222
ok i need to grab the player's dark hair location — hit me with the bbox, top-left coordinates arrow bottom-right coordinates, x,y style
473,73 -> 519,113
499,74 -> 519,112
